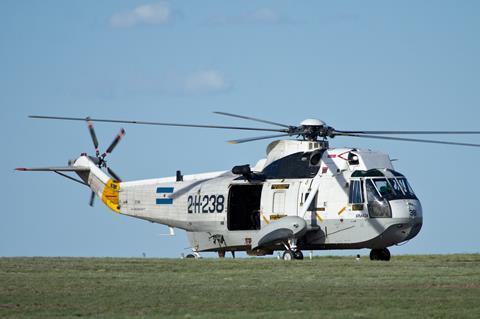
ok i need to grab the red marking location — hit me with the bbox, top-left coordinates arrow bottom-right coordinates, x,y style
328,154 -> 336,158
322,167 -> 328,173
338,151 -> 350,161
15,168 -> 27,171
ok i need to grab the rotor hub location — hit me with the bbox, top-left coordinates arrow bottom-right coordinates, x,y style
294,119 -> 335,141
300,119 -> 326,127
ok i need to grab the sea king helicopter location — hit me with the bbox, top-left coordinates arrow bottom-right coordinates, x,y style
17,112 -> 480,260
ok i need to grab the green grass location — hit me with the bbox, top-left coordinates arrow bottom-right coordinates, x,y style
1,255 -> 479,318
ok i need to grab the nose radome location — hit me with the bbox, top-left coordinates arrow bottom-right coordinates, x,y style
389,200 -> 422,219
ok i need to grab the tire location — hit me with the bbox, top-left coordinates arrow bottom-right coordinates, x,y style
282,251 -> 294,261
380,248 -> 391,261
293,250 -> 304,260
185,254 -> 196,259
370,248 -> 391,261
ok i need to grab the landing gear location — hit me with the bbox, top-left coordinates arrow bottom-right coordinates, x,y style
282,250 -> 294,260
282,250 -> 304,260
281,238 -> 304,260
293,250 -> 304,260
185,250 -> 202,259
369,248 -> 391,261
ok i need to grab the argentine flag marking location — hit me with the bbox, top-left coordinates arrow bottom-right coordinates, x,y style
156,187 -> 174,205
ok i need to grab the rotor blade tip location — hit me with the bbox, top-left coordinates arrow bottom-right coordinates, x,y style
227,141 -> 238,144
15,168 -> 27,171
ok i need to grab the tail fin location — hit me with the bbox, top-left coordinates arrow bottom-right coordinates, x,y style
16,155 -> 121,213
73,156 -> 122,213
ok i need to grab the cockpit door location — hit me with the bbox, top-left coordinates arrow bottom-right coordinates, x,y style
365,179 -> 392,218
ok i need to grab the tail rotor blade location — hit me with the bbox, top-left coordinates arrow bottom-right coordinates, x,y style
107,167 -> 122,182
89,191 -> 95,207
105,128 -> 125,155
86,117 -> 100,156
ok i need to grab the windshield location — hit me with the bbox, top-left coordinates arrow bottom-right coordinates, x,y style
369,178 -> 417,200
397,178 -> 417,199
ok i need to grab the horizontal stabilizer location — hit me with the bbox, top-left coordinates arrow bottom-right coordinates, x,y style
15,166 -> 90,172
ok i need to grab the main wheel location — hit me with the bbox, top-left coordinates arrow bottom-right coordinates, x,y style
293,250 -> 304,260
379,248 -> 391,261
282,251 -> 294,261
370,248 -> 391,261
185,254 -> 196,259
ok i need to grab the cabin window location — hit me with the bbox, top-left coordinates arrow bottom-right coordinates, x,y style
348,180 -> 364,204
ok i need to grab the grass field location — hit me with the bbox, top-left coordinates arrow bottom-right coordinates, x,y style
1,254 -> 479,318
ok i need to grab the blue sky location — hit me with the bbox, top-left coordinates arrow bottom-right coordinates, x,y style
1,1 -> 479,257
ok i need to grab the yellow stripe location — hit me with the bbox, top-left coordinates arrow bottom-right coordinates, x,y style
338,206 -> 346,216
261,213 -> 270,224
315,212 -> 324,222
101,179 -> 121,213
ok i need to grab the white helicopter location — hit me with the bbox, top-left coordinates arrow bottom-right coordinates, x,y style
17,112 -> 480,261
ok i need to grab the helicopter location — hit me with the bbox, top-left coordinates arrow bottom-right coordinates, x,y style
16,112 -> 480,261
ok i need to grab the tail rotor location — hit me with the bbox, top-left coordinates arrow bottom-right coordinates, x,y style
83,118 -> 125,206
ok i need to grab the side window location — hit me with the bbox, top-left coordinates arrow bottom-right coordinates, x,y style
349,180 -> 364,204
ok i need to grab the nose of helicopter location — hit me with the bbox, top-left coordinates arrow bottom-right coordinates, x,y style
388,199 -> 423,242
390,199 -> 423,219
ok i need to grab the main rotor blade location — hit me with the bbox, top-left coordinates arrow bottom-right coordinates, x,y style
89,191 -> 95,207
107,167 -> 122,182
336,130 -> 480,135
228,133 -> 292,144
338,133 -> 480,148
29,115 -> 287,133
213,111 -> 291,128
86,117 -> 100,156
105,128 -> 125,155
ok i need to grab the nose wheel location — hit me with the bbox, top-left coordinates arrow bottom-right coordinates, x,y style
282,250 -> 304,260
370,248 -> 391,261
281,239 -> 304,260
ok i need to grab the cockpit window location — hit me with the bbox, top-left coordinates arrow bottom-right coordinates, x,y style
369,178 -> 417,200
366,179 -> 392,218
371,179 -> 396,200
388,178 -> 403,194
397,178 -> 417,199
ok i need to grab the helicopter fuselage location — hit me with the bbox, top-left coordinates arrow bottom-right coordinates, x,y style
76,139 -> 423,255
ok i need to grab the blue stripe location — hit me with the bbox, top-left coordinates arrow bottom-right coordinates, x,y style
156,187 -> 174,193
156,198 -> 173,205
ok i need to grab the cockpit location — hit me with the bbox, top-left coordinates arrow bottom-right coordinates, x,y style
349,169 -> 418,218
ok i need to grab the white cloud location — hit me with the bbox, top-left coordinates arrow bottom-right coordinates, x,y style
110,2 -> 171,28
183,70 -> 230,94
208,8 -> 288,26
250,8 -> 282,24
